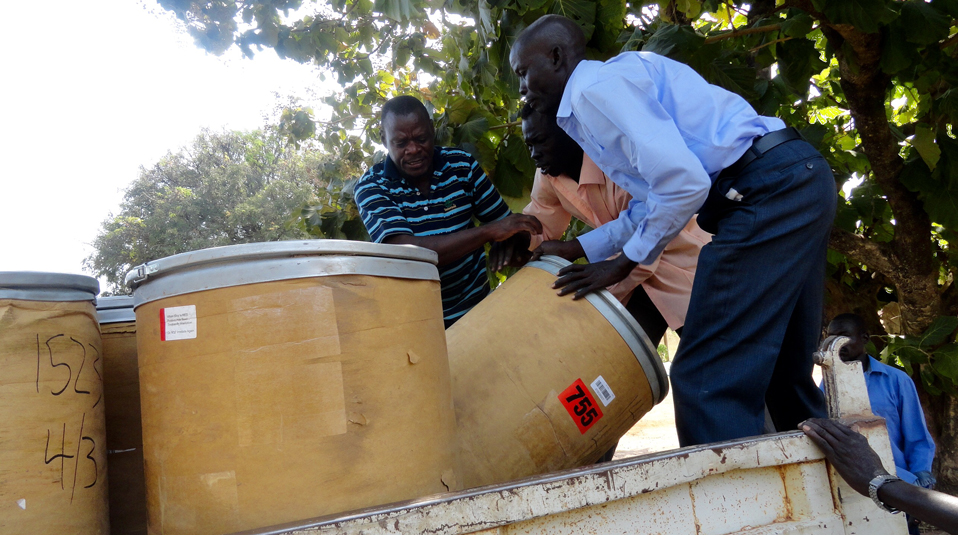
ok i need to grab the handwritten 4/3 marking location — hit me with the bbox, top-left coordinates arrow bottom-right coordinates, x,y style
35,334 -> 103,409
43,413 -> 98,502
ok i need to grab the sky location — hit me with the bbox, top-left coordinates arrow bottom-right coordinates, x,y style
0,1 -> 330,286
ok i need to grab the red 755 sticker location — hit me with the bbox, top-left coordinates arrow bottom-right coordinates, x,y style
559,379 -> 603,434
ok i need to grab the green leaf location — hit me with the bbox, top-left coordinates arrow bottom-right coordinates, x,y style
777,37 -> 826,98
931,343 -> 958,381
374,0 -> 415,22
813,0 -> 897,35
881,22 -> 922,75
921,365 -> 944,394
493,134 -> 535,197
446,97 -> 479,124
781,12 -> 814,38
800,124 -> 828,151
900,0 -> 951,46
899,344 -> 930,365
939,88 -> 958,123
911,126 -> 941,171
454,114 -> 490,145
919,315 -> 958,347
899,155 -> 958,230
591,0 -> 627,51
550,0 -> 597,41
642,24 -> 705,62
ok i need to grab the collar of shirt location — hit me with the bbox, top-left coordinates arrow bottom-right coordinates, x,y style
383,148 -> 445,182
557,60 -> 602,120
866,356 -> 895,377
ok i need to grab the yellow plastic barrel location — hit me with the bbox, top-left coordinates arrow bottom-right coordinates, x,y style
0,272 -> 109,534
126,241 -> 460,535
96,296 -> 147,535
446,256 -> 668,489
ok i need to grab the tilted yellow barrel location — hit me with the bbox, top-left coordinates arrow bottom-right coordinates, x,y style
126,241 -> 461,535
0,272 -> 109,534
446,256 -> 668,489
96,296 -> 147,535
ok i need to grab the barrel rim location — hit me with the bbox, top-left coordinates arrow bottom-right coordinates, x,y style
126,243 -> 441,308
525,256 -> 670,404
0,271 -> 100,302
124,240 -> 438,288
96,295 -> 136,324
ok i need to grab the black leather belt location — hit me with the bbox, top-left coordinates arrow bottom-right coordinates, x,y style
722,127 -> 803,176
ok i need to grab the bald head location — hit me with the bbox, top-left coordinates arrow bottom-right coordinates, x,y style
510,15 -> 587,113
514,15 -> 586,60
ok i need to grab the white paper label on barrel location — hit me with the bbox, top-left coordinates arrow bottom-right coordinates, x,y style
159,305 -> 197,341
591,376 -> 615,406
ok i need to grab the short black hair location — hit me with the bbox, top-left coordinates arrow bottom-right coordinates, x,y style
514,14 -> 586,60
830,313 -> 867,335
381,95 -> 431,128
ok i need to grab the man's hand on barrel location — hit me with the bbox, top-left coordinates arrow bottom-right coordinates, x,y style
553,254 -> 636,299
530,239 -> 585,263
489,233 -> 533,271
485,214 -> 543,242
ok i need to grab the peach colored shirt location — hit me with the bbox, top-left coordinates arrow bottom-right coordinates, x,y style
522,154 -> 711,329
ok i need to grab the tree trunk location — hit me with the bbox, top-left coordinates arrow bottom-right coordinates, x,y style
920,387 -> 958,494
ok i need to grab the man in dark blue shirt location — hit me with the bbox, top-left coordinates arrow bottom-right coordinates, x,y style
825,313 -> 935,535
355,96 -> 541,326
825,313 -> 936,488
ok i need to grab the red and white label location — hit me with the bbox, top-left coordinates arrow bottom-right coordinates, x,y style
159,305 -> 197,341
558,378 -> 603,434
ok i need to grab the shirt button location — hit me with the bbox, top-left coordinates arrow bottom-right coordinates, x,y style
424,206 -> 429,211
806,162 -> 814,169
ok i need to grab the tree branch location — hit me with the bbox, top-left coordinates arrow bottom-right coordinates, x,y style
488,121 -> 520,131
829,228 -> 898,277
940,32 -> 958,51
703,23 -> 781,44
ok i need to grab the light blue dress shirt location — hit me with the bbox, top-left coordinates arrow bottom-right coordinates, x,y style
557,52 -> 785,265
820,356 -> 936,484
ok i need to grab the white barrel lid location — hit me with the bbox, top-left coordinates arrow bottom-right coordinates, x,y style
95,295 -> 136,324
125,240 -> 440,307
525,256 -> 669,404
0,272 -> 100,302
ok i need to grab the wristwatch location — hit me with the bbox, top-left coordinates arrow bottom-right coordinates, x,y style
868,474 -> 902,513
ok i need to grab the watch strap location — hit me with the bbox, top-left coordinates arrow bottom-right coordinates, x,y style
868,474 -> 902,513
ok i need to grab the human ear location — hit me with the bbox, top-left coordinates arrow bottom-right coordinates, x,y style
551,45 -> 562,69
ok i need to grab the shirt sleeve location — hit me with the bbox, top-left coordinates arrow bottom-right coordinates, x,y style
897,374 -> 936,475
576,198 -> 646,262
522,170 -> 572,250
571,76 -> 711,265
469,159 -> 511,224
354,174 -> 414,243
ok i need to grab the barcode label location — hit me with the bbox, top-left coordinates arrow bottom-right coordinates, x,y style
591,376 -> 615,406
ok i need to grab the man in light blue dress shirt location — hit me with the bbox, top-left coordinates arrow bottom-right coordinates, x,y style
510,15 -> 835,446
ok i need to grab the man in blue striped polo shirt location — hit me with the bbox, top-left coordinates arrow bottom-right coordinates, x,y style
355,96 -> 542,327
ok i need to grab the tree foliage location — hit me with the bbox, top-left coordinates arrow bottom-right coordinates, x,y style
85,126 -> 362,292
159,0 -> 958,488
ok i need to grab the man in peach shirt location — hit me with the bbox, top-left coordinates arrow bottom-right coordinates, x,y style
494,104 -> 710,346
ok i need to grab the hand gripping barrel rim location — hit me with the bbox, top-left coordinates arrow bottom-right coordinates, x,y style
525,256 -> 669,404
125,240 -> 440,308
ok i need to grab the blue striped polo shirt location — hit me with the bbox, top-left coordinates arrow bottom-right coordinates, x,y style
355,147 -> 511,327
